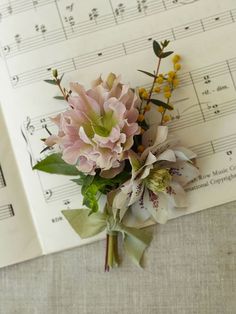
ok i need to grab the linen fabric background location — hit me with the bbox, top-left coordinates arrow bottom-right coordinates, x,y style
0,202 -> 235,314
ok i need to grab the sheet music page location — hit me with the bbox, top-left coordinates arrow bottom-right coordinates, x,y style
0,107 -> 42,268
0,0 -> 236,256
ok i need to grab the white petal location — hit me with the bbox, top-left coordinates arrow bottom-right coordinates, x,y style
169,181 -> 188,208
128,180 -> 145,206
156,149 -> 176,162
143,189 -> 169,224
174,146 -> 197,161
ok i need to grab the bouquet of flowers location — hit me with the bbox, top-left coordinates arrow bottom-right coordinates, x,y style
34,40 -> 199,271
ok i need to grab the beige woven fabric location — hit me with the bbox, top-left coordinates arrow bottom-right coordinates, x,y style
0,202 -> 235,314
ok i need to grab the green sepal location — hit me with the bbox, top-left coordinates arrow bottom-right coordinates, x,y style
33,153 -> 81,176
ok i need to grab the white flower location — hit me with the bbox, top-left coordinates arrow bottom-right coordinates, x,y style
113,125 -> 199,225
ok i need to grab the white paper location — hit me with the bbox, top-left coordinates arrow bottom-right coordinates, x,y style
0,0 -> 236,266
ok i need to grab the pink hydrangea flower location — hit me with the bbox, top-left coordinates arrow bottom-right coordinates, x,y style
46,74 -> 140,178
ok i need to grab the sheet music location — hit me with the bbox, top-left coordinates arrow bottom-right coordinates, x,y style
0,108 -> 42,268
0,0 -> 236,260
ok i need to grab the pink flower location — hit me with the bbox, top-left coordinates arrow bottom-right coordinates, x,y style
46,74 -> 140,177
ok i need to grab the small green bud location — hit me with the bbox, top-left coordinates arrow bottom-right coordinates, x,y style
52,69 -> 58,78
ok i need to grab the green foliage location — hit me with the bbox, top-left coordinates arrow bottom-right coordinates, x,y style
153,40 -> 173,59
72,171 -> 131,214
150,98 -> 173,110
44,79 -> 57,85
53,96 -> 65,100
33,153 -> 81,176
138,70 -> 156,78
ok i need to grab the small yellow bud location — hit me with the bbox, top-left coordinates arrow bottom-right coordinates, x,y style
163,85 -> 171,92
163,115 -> 171,122
174,63 -> 181,71
138,145 -> 145,153
137,114 -> 145,122
158,106 -> 165,113
167,77 -> 173,83
164,91 -> 172,99
168,71 -> 176,79
154,86 -> 161,93
172,54 -> 181,64
144,104 -> 151,112
173,78 -> 179,88
156,76 -> 164,84
139,87 -> 146,96
142,91 -> 149,99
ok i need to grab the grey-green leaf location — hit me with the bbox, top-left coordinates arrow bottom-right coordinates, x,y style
160,51 -> 174,58
153,40 -> 162,57
138,70 -> 157,78
53,96 -> 65,100
33,153 -> 80,176
44,79 -> 57,85
62,209 -> 107,238
150,99 -> 173,110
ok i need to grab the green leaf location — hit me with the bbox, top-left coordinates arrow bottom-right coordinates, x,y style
150,99 -> 173,110
53,96 -> 65,100
160,51 -> 174,58
161,40 -> 170,48
33,153 -> 81,176
44,79 -> 57,85
123,226 -> 153,267
62,209 -> 107,238
153,40 -> 162,57
138,70 -> 156,78
72,172 -> 131,213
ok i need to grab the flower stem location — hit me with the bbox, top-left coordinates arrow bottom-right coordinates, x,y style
147,53 -> 163,106
104,232 -> 119,272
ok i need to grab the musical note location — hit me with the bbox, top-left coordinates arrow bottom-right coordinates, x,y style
115,3 -> 125,19
89,8 -> 99,24
64,16 -> 75,32
11,75 -> 19,86
32,0 -> 39,10
14,34 -> 22,50
35,24 -> 47,39
204,75 -> 211,84
137,0 -> 148,14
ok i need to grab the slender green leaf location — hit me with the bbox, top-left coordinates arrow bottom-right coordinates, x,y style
53,96 -> 65,100
33,153 -> 80,176
150,99 -> 173,110
153,40 -> 162,57
44,79 -> 57,85
138,70 -> 156,78
160,51 -> 174,58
